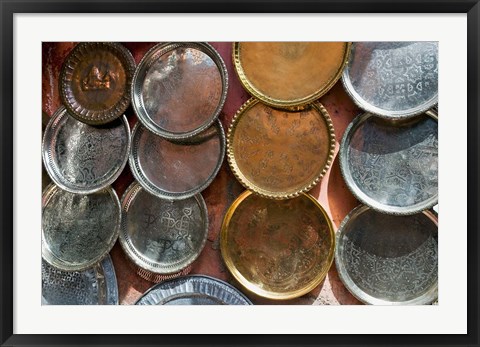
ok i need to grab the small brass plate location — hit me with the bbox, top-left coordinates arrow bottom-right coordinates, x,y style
233,42 -> 350,109
227,98 -> 335,200
220,191 -> 335,300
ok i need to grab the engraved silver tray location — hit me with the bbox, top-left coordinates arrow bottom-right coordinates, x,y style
119,181 -> 209,277
135,275 -> 252,305
42,255 -> 118,305
129,121 -> 225,200
131,42 -> 228,140
335,205 -> 438,305
342,42 -> 438,119
42,106 -> 130,194
339,111 -> 438,215
42,183 -> 121,272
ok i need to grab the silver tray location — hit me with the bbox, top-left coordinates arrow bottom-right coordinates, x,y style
42,106 -> 130,194
131,42 -> 228,140
42,255 -> 118,305
342,42 -> 438,119
119,181 -> 209,277
42,183 -> 121,272
129,121 -> 225,200
340,111 -> 438,215
135,275 -> 252,305
335,205 -> 438,305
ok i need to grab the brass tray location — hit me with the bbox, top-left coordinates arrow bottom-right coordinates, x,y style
227,98 -> 335,199
233,42 -> 350,109
220,191 -> 335,300
335,205 -> 438,305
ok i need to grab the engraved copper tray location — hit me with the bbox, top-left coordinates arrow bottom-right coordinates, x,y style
132,42 -> 228,139
342,42 -> 438,119
135,275 -> 252,305
233,42 -> 350,109
42,106 -> 130,194
42,183 -> 121,272
227,98 -> 335,199
335,205 -> 438,305
119,181 -> 209,279
340,110 -> 438,215
42,255 -> 118,305
60,42 -> 136,125
129,121 -> 225,200
220,191 -> 335,300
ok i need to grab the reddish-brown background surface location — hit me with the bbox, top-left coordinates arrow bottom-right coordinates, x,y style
42,42 -> 362,305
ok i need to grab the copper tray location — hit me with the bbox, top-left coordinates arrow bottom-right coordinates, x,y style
227,98 -> 335,199
335,205 -> 438,305
233,42 -> 350,109
220,191 -> 335,300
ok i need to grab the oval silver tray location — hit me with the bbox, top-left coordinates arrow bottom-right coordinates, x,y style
335,205 -> 438,305
42,254 -> 118,305
135,275 -> 252,305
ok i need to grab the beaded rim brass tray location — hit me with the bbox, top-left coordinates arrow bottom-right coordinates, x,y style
227,98 -> 335,200
233,42 -> 351,109
220,190 -> 335,300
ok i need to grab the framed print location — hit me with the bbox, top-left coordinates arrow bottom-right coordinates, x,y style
1,1 -> 479,346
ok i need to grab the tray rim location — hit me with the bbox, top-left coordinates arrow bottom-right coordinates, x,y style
341,42 -> 438,120
233,42 -> 351,110
131,42 -> 229,140
227,98 -> 336,200
220,190 -> 335,300
335,204 -> 438,305
339,109 -> 438,215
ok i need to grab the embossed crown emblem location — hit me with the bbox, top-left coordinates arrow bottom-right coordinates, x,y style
82,66 -> 115,91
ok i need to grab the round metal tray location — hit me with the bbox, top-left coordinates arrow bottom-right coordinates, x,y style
132,42 -> 228,139
135,275 -> 252,305
42,183 -> 121,272
129,120 -> 225,200
60,42 -> 135,125
42,106 -> 131,194
335,205 -> 438,305
220,190 -> 335,300
342,42 -> 438,119
339,110 -> 438,215
119,181 -> 209,278
42,254 -> 118,305
233,42 -> 350,109
227,98 -> 335,200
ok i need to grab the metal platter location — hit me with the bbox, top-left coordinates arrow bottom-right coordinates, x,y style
335,205 -> 438,305
227,98 -> 335,200
42,183 -> 121,272
342,42 -> 438,119
60,42 -> 135,125
135,275 -> 252,305
42,106 -> 130,194
132,42 -> 228,139
119,181 -> 209,279
220,190 -> 335,300
339,110 -> 438,215
42,255 -> 118,305
129,121 -> 225,200
233,42 -> 350,109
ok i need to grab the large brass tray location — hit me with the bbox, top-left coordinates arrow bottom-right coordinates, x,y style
220,191 -> 335,300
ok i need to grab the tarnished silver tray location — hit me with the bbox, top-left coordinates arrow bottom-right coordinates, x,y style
42,183 -> 121,272
42,254 -> 118,305
129,121 -> 225,200
342,42 -> 438,119
132,42 -> 228,139
119,181 -> 209,281
42,106 -> 130,194
135,275 -> 252,305
335,205 -> 438,305
340,110 -> 438,215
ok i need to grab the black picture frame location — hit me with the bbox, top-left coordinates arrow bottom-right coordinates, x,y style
1,1 -> 479,346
